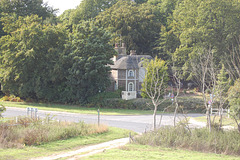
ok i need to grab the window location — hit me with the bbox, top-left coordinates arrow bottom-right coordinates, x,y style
128,82 -> 134,91
128,70 -> 134,77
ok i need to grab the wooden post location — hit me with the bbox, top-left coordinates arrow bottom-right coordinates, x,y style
98,109 -> 100,126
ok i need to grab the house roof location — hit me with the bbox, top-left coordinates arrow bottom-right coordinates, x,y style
110,55 -> 152,69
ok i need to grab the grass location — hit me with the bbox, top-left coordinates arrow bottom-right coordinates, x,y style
193,115 -> 237,127
0,127 -> 132,160
0,101 -> 154,115
135,126 -> 240,156
86,144 -> 240,160
0,116 -> 110,148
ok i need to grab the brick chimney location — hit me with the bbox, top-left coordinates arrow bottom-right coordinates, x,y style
130,50 -> 136,56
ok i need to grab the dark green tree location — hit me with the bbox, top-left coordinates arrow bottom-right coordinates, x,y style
172,0 -> 240,78
70,0 -> 118,24
62,21 -> 115,103
0,15 -> 68,101
96,0 -> 162,54
0,0 -> 57,37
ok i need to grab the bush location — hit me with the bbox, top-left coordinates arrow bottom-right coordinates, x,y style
135,126 -> 240,156
0,117 -> 108,148
0,104 -> 6,117
86,96 -> 205,113
0,95 -> 23,102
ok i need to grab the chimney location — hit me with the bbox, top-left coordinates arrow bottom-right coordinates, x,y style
121,43 -> 126,55
130,50 -> 136,56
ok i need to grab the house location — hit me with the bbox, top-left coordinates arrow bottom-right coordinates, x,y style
109,43 -> 152,100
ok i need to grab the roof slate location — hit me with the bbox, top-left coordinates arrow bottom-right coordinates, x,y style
110,55 -> 152,69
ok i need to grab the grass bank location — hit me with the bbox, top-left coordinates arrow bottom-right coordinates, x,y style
86,144 -> 240,160
135,126 -> 240,156
0,101 -> 153,115
193,115 -> 237,127
0,94 -> 205,115
0,127 -> 132,160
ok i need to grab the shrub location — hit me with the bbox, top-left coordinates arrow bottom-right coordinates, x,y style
0,104 -> 6,117
0,95 -> 23,102
0,117 -> 108,148
135,126 -> 240,156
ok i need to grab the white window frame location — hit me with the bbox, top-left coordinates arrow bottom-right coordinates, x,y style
128,70 -> 134,77
128,82 -> 134,91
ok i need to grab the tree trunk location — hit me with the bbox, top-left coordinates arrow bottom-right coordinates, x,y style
173,99 -> 179,127
206,106 -> 212,132
153,104 -> 157,130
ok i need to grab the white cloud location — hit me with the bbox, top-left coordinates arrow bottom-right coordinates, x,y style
43,0 -> 82,16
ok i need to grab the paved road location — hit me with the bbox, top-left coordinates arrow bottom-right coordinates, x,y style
2,107 -> 204,133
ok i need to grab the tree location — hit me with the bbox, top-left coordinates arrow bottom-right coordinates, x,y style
62,21 -> 115,103
0,14 -> 68,101
0,0 -> 57,37
0,0 -> 56,18
172,0 -> 240,79
141,57 -> 169,130
70,0 -> 118,24
214,64 -> 231,128
95,0 -> 162,54
190,47 -> 217,132
228,79 -> 240,132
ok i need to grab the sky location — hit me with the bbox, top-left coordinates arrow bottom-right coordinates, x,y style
43,0 -> 82,16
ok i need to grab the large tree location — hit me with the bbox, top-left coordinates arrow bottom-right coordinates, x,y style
172,0 -> 240,78
62,21 -> 115,103
141,57 -> 169,129
0,0 -> 56,37
95,0 -> 162,54
70,0 -> 118,24
0,14 -> 67,101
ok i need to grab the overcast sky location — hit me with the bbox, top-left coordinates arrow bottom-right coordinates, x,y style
43,0 -> 82,16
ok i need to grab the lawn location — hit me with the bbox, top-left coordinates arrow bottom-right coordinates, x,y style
0,127 -> 132,160
86,144 -> 240,160
0,101 -> 153,115
192,115 -> 237,127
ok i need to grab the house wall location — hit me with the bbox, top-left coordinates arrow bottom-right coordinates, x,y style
109,68 -> 145,94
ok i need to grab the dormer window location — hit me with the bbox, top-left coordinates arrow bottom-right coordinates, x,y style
128,70 -> 134,77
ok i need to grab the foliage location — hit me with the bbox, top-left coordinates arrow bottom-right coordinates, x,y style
95,0 -> 162,54
141,57 -> 169,98
0,0 -> 57,37
135,126 -> 240,156
0,104 -> 5,117
70,0 -> 118,24
0,95 -> 23,102
214,64 -> 231,110
172,0 -> 240,78
0,15 -> 68,101
0,116 -> 108,148
61,21 -> 115,103
228,79 -> 240,119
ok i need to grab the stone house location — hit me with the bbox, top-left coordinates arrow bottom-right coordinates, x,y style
109,43 -> 152,100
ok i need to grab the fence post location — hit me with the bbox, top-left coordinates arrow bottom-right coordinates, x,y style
34,108 -> 38,119
31,108 -> 34,118
98,109 -> 100,126
27,107 -> 30,116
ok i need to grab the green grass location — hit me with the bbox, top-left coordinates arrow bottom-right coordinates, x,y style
193,115 -> 237,127
86,144 -> 240,160
0,101 -> 153,115
0,127 -> 133,160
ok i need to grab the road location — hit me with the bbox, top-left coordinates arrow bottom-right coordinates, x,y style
2,107 -> 205,133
